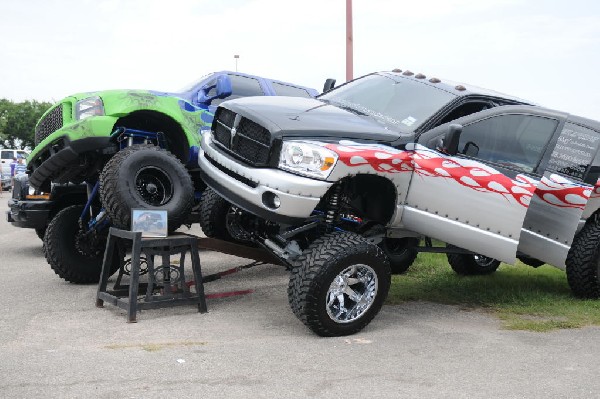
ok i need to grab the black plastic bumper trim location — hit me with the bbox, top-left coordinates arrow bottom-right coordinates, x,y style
7,199 -> 53,229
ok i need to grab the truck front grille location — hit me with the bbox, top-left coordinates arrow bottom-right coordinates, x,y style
35,105 -> 64,145
212,107 -> 271,166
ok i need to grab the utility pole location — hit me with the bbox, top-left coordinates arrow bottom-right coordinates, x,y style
234,54 -> 239,72
346,0 -> 353,81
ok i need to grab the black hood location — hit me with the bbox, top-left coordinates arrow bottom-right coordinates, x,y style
220,96 -> 401,143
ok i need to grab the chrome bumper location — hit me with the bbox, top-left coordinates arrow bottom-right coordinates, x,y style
198,131 -> 333,225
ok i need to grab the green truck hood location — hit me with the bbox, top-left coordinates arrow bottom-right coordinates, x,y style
31,89 -> 212,161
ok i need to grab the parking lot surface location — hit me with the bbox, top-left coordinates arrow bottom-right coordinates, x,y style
2,199 -> 600,398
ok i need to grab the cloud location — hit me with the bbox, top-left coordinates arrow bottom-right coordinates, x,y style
0,0 -> 598,119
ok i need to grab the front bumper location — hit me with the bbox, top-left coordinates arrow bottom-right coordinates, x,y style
199,131 -> 332,225
1,176 -> 10,190
7,198 -> 53,229
28,116 -> 118,189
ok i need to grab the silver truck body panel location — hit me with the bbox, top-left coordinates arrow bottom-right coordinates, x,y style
517,172 -> 592,268
402,207 -> 519,263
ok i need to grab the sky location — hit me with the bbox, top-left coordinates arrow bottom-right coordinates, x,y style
1,0 -> 599,120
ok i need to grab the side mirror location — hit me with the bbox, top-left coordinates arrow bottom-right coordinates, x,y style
436,124 -> 462,155
197,74 -> 233,105
323,78 -> 336,93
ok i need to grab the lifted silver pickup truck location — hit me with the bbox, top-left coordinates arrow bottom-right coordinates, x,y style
198,70 -> 600,336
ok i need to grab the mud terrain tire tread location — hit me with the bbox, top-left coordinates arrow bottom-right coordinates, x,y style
199,187 -> 232,240
35,226 -> 46,241
566,220 -> 600,298
43,205 -> 120,284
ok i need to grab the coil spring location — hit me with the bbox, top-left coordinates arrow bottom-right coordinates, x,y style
325,184 -> 342,226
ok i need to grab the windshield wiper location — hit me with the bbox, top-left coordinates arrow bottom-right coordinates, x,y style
329,101 -> 369,116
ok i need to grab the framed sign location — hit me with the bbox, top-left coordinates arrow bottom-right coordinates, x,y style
131,209 -> 168,237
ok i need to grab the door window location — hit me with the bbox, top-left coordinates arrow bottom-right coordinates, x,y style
271,82 -> 311,98
207,75 -> 265,106
458,114 -> 558,174
547,123 -> 600,183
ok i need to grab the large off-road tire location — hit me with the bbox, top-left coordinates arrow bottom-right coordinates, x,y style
287,231 -> 391,337
35,226 -> 46,241
380,237 -> 419,274
43,205 -> 121,284
565,220 -> 600,298
199,187 -> 231,240
199,187 -> 253,243
446,244 -> 501,275
99,145 -> 193,232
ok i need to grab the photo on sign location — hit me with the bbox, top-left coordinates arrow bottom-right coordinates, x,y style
131,209 -> 168,237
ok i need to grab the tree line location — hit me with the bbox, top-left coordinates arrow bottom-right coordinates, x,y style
0,99 -> 53,150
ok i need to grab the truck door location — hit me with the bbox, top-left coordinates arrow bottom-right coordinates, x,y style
402,111 -> 561,264
518,122 -> 600,268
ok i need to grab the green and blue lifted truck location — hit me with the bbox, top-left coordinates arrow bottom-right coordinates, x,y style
9,71 -> 318,283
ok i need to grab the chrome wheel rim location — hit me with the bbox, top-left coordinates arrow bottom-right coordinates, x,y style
326,264 -> 378,324
474,254 -> 497,268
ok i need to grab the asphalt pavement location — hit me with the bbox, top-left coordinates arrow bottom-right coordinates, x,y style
1,197 -> 600,398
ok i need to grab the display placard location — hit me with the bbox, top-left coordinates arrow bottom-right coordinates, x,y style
131,209 -> 168,237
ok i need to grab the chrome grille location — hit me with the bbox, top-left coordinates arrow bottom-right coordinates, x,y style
35,105 -> 63,145
212,107 -> 272,166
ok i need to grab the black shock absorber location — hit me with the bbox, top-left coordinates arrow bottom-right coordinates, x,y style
325,184 -> 342,230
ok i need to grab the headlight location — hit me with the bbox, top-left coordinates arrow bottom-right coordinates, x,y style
75,96 -> 104,120
279,141 -> 338,179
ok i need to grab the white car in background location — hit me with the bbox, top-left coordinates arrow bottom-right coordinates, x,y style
1,171 -> 11,191
1,149 -> 29,189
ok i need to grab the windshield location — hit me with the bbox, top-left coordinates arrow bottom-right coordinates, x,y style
176,72 -> 215,93
319,74 -> 457,133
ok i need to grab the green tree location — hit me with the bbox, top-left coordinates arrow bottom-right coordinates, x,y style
0,99 -> 53,150
0,99 -> 14,146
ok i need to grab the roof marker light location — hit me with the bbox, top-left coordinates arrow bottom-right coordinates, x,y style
402,70 -> 414,76
415,73 -> 426,79
455,85 -> 466,91
429,77 -> 441,83
392,68 -> 402,73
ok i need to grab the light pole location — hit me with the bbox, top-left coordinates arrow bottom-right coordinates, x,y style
346,0 -> 353,81
234,54 -> 239,72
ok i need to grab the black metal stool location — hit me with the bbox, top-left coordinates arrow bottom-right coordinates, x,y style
96,227 -> 207,322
